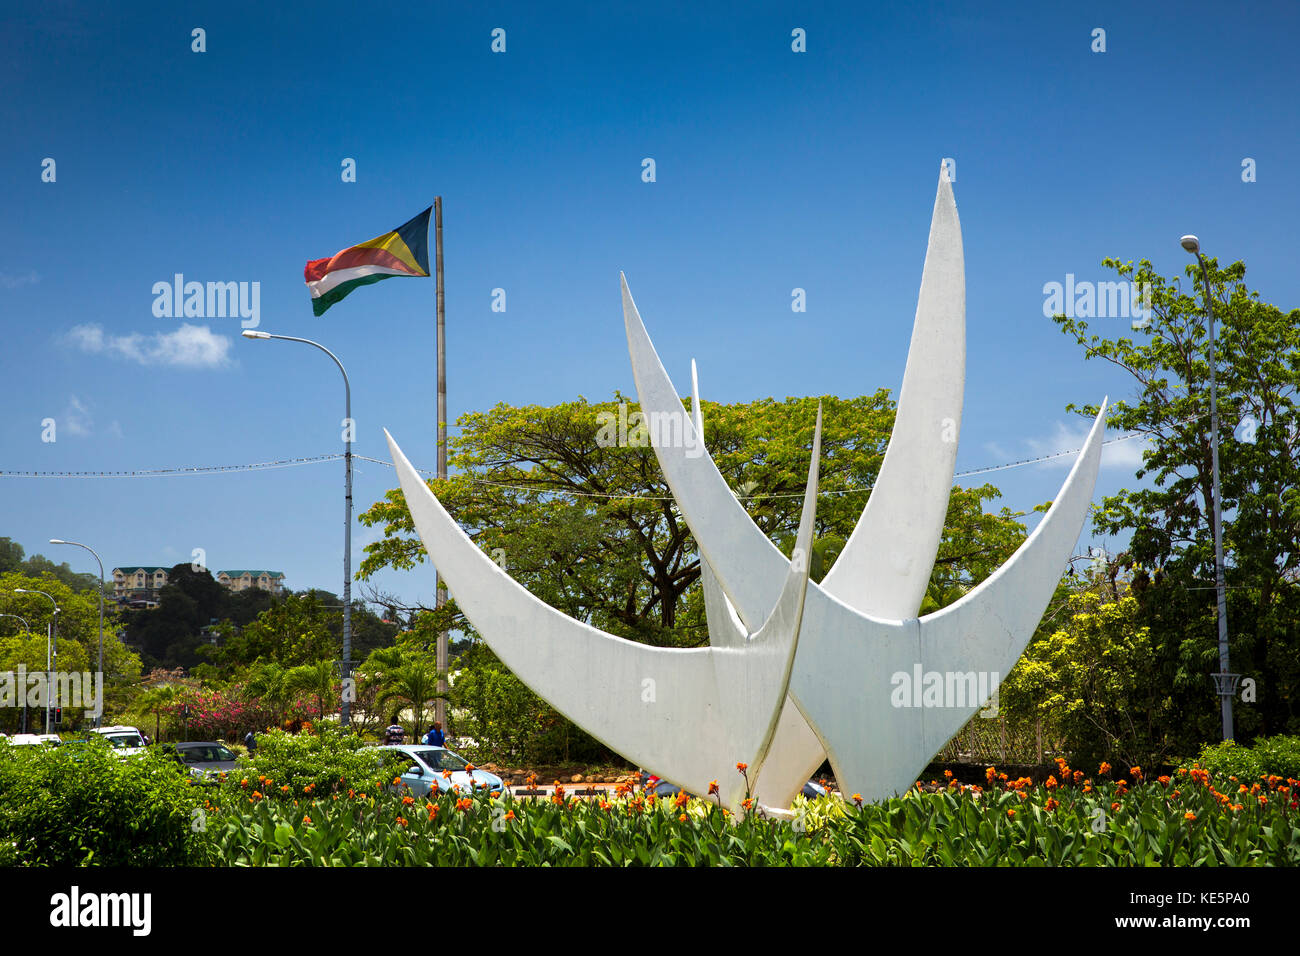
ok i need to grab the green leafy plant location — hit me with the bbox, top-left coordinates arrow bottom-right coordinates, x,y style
0,737 -> 210,865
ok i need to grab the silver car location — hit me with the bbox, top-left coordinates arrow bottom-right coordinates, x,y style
377,744 -> 504,797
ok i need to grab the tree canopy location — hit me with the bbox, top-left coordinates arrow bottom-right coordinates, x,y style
1048,254 -> 1300,747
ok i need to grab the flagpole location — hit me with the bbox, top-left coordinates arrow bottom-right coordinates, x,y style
434,196 -> 449,730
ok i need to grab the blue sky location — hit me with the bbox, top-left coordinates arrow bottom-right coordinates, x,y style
2,1 -> 1297,606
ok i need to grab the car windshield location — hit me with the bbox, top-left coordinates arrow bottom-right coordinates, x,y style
180,745 -> 234,763
106,734 -> 144,749
412,748 -> 468,772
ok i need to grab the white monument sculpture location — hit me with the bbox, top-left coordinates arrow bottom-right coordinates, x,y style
386,168 -> 1106,811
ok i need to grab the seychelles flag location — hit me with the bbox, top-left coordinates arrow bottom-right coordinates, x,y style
304,207 -> 431,316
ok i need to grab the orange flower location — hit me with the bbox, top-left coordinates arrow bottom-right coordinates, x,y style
442,770 -> 452,779
852,793 -> 863,806
280,784 -> 290,793
1130,766 -> 1143,780
465,763 -> 476,773
741,798 -> 754,810
985,767 -> 997,784
455,797 -> 472,812
1184,811 -> 1196,821
1073,770 -> 1084,784
1006,809 -> 1015,818
1111,802 -> 1121,812
1157,775 -> 1171,786
943,769 -> 953,779
736,762 -> 748,773
1045,775 -> 1058,790
599,800 -> 611,811
240,778 -> 249,788
1099,762 -> 1112,777
1171,790 -> 1180,799
251,791 -> 263,800
427,804 -> 439,820
402,795 -> 415,806
678,813 -> 688,823
505,810 -> 516,821
1044,797 -> 1058,812
302,815 -> 312,825
674,791 -> 689,808
396,816 -> 408,828
708,780 -> 719,796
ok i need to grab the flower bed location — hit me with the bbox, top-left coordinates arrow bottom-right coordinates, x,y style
200,759 -> 1300,866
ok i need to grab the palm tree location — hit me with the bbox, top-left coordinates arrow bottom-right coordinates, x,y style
285,659 -> 337,721
242,661 -> 292,726
135,684 -> 180,742
376,661 -> 443,740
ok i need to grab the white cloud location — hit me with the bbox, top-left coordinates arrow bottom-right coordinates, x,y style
63,395 -> 93,437
62,323 -> 232,368
0,270 -> 39,289
1019,419 -> 1152,472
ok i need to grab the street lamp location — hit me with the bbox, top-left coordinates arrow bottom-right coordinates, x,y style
242,329 -> 354,728
50,538 -> 105,727
1180,234 -> 1236,741
15,588 -> 59,734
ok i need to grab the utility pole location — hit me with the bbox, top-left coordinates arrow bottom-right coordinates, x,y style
434,196 -> 449,729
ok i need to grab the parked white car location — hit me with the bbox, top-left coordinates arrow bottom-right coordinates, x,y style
91,725 -> 147,756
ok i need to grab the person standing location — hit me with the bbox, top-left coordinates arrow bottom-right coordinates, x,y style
244,729 -> 257,755
423,721 -> 445,747
383,715 -> 405,745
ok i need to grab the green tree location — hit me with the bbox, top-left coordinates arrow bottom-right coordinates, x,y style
242,661 -> 294,727
360,394 -> 1029,643
285,659 -> 338,721
376,660 -> 441,740
133,683 -> 181,742
1052,255 -> 1300,745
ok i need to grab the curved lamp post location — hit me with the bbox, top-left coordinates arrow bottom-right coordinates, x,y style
50,539 -> 105,727
1180,234 -> 1235,741
15,588 -> 59,734
242,329 -> 354,728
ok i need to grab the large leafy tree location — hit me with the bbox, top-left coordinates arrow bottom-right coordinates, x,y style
1053,255 -> 1300,744
360,393 -> 1030,645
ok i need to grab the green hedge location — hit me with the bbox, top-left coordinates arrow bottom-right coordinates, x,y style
0,737 -> 210,866
1184,734 -> 1300,781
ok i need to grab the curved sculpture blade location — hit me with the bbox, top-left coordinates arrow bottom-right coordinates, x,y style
690,362 -> 830,799
384,425 -> 821,808
819,170 -> 965,616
